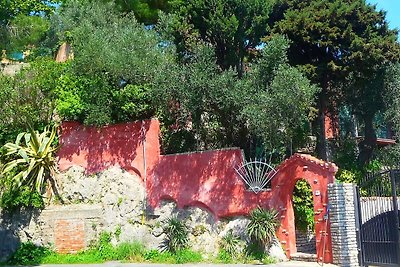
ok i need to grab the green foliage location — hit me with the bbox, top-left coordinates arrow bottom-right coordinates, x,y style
110,0 -> 172,24
114,225 -> 122,240
58,0 -> 171,85
218,230 -> 240,258
8,14 -> 50,51
0,185 -> 44,211
48,0 -> 169,126
273,0 -> 400,161
0,58 -> 65,136
166,0 -> 275,74
242,36 -> 319,152
7,242 -> 51,265
155,38 -> 317,156
246,206 -> 280,250
0,0 -> 57,51
162,216 -> 189,253
144,249 -> 175,263
96,232 -> 115,260
1,125 -> 59,198
384,63 -> 400,138
292,180 -> 314,233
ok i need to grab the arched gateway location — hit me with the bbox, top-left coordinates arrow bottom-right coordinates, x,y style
149,152 -> 337,263
58,120 -> 337,263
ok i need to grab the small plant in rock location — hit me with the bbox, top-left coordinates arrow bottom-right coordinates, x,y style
246,206 -> 280,254
219,229 -> 240,258
162,216 -> 189,253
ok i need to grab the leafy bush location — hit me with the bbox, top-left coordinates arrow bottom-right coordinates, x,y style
246,206 -> 280,252
7,242 -> 51,265
143,250 -> 175,263
174,249 -> 202,264
162,216 -> 189,252
0,185 -> 44,211
292,180 -> 314,233
95,232 -> 116,260
114,242 -> 145,260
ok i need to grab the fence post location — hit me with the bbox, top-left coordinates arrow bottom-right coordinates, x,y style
328,183 -> 359,267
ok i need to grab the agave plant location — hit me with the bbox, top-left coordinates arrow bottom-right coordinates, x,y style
219,229 -> 241,257
162,216 -> 189,253
1,125 -> 59,198
247,206 -> 280,249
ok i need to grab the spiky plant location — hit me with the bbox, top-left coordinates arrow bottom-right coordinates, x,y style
1,125 -> 59,199
247,206 -> 280,250
219,229 -> 241,257
162,216 -> 188,253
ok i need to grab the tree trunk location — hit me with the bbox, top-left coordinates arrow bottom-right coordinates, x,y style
358,114 -> 377,167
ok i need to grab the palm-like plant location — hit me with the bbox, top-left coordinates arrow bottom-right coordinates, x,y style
247,206 -> 280,249
162,216 -> 189,253
1,125 -> 59,198
219,229 -> 241,257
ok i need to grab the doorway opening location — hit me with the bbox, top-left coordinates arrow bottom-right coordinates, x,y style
292,179 -> 317,261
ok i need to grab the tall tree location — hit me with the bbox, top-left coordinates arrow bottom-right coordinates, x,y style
165,0 -> 276,76
273,0 -> 400,162
154,36 -> 318,157
0,0 -> 58,51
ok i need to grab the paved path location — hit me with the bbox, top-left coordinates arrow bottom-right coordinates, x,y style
37,261 -> 338,267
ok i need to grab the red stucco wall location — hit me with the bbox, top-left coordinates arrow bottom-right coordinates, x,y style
57,120 -> 337,263
58,119 -> 160,179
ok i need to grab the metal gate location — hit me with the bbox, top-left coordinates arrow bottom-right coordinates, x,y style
355,170 -> 400,267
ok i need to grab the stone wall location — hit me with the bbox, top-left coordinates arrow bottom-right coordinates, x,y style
0,166 -> 286,261
295,230 -> 316,254
328,183 -> 359,267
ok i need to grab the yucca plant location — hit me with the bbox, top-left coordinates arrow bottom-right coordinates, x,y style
219,229 -> 241,257
247,206 -> 280,250
162,216 -> 189,253
1,125 -> 59,200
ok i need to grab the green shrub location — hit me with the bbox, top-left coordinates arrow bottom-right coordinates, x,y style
246,206 -> 280,253
162,216 -> 189,253
218,230 -> 240,258
144,249 -> 175,263
95,232 -> 116,260
7,242 -> 51,265
174,249 -> 202,264
0,185 -> 44,211
115,242 -> 145,260
216,249 -> 234,263
292,179 -> 314,233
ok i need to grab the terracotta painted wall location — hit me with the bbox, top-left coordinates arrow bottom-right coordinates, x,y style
57,120 -> 337,263
148,151 -> 337,262
58,119 -> 160,179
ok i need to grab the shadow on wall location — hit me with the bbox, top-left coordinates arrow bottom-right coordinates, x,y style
0,208 -> 42,262
57,120 -> 157,177
147,148 -> 276,218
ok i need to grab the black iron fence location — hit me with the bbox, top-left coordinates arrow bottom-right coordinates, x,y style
355,170 -> 400,267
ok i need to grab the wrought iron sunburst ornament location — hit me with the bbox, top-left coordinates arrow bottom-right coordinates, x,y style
234,159 -> 278,194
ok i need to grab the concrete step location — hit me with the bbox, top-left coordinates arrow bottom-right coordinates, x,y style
291,252 -> 317,262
